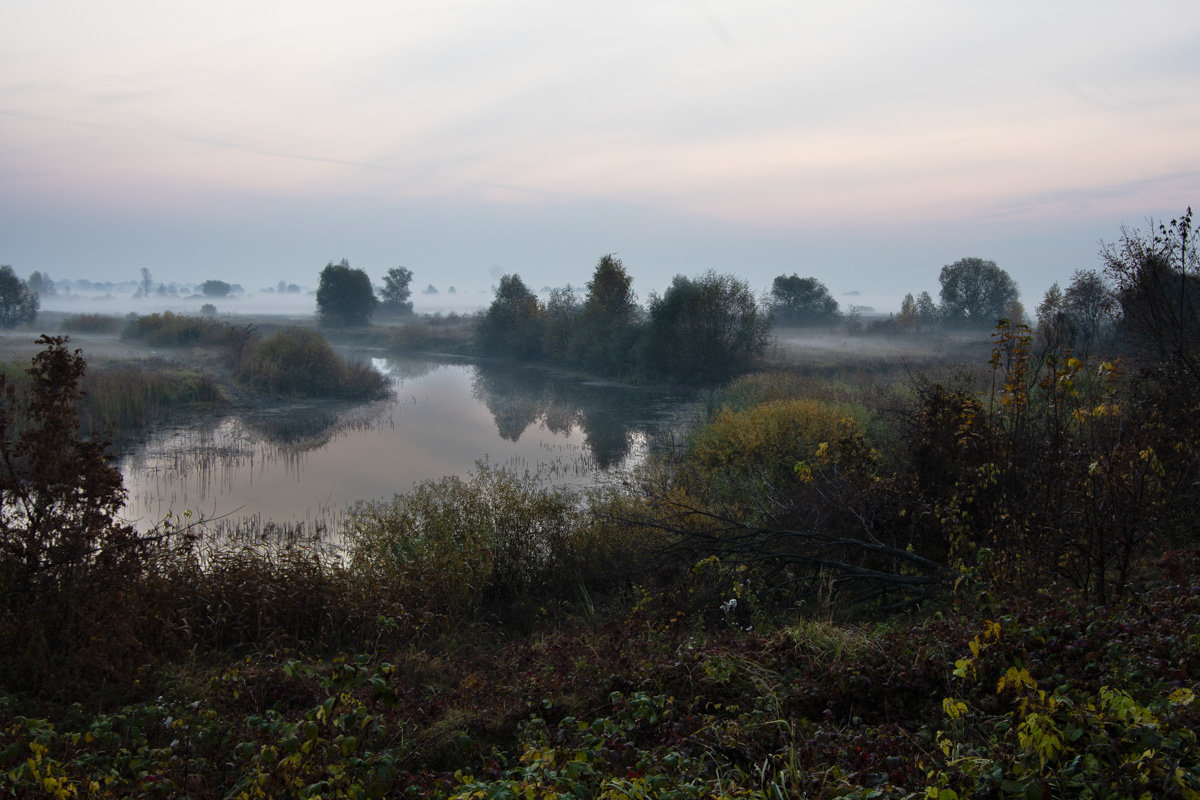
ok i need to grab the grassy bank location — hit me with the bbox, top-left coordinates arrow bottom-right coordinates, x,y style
0,356 -> 225,440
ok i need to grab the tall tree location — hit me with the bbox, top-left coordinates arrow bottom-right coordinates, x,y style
1062,269 -> 1113,352
1104,208 -> 1200,393
201,280 -> 231,297
575,254 -> 639,373
476,274 -> 544,359
380,267 -> 414,314
316,259 -> 378,327
915,291 -> 940,325
0,266 -> 39,328
769,274 -> 840,325
137,267 -> 153,299
640,271 -> 770,384
937,257 -> 1020,327
541,285 -> 580,363
27,271 -> 54,298
897,293 -> 920,331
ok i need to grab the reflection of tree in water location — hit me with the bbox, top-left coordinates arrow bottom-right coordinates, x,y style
472,363 -> 649,469
239,401 -> 386,452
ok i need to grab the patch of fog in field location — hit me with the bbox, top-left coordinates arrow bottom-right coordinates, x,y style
37,287 -> 491,319
117,358 -> 693,537
770,327 -> 991,363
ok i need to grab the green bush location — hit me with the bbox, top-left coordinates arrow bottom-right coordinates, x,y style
345,466 -> 589,618
238,327 -> 388,399
683,397 -> 864,509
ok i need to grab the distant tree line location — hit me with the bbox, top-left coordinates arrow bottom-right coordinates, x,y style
477,255 -> 771,384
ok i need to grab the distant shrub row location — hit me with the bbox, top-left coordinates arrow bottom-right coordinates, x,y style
59,312 -> 122,334
121,310 -> 237,348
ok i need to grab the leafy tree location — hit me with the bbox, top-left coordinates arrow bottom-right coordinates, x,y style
541,285 -> 580,363
0,266 -> 39,328
574,254 -> 639,373
316,259 -> 378,327
1103,207 -> 1200,411
27,271 -> 54,298
1104,211 -> 1200,360
769,274 -> 840,325
897,293 -> 920,331
1036,281 -> 1067,349
136,267 -> 153,298
1,337 -> 146,687
938,257 -> 1020,327
476,274 -> 544,359
201,279 -> 231,297
379,267 -> 414,314
915,290 -> 940,325
640,271 -> 770,384
1062,269 -> 1114,352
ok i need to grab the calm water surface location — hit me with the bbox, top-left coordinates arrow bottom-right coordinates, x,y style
118,358 -> 694,532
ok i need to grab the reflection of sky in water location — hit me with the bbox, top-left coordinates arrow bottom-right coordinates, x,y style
119,361 -> 687,531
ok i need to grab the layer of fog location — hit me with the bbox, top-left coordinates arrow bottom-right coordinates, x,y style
36,284 -> 494,319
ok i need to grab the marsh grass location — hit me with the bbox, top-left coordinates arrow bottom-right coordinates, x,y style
0,358 -> 225,439
80,365 -> 225,435
59,312 -> 122,334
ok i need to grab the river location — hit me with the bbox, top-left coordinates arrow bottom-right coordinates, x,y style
117,357 -> 695,535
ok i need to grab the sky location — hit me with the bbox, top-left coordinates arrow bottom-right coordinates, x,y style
2,1 -> 1199,313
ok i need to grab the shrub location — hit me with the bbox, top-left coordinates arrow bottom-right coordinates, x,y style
238,327 -> 389,399
345,466 -> 589,618
0,337 -> 152,693
122,310 -> 233,347
683,397 -> 863,510
60,313 -> 121,334
905,321 -> 1187,601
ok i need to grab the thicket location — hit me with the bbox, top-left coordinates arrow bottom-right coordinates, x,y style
238,328 -> 389,400
474,258 -> 771,385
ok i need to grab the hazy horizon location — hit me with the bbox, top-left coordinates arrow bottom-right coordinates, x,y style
4,2 -> 1199,313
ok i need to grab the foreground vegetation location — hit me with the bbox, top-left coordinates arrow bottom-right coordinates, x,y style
3,215 -> 1200,797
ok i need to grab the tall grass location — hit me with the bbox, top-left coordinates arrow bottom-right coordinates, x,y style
0,359 -> 225,438
80,365 -> 225,435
